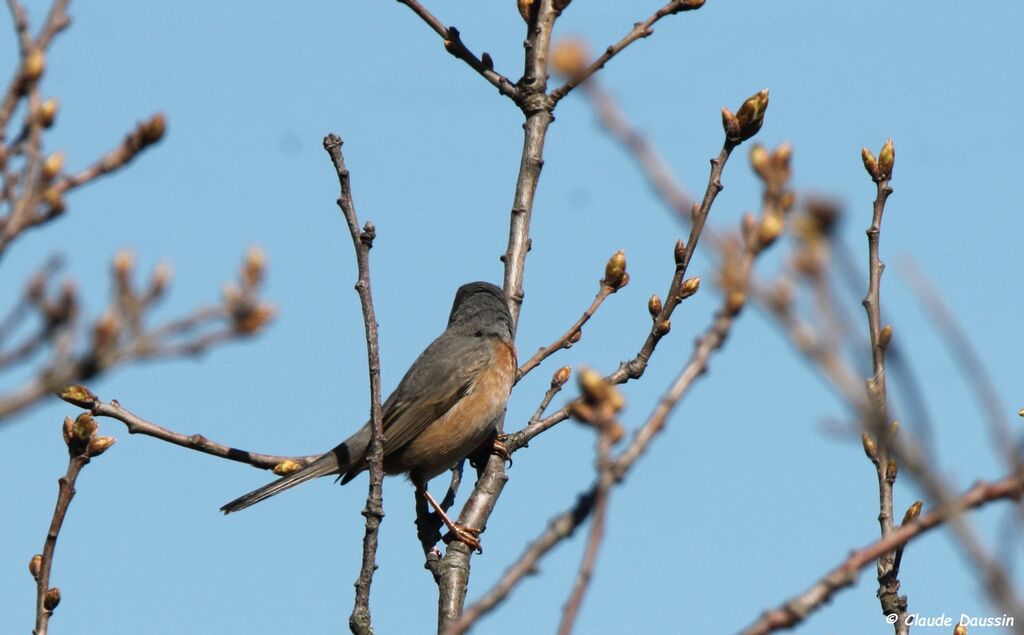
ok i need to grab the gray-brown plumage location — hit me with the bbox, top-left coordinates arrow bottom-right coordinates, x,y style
220,281 -> 515,515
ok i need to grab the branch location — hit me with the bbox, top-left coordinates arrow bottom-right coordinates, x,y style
556,420 -> 616,635
394,0 -> 517,99
433,1 -> 564,629
56,392 -> 317,470
549,0 -> 706,105
323,133 -> 386,635
32,411 -> 116,635
738,472 -> 1024,635
0,249 -> 273,422
516,254 -> 625,383
859,140 -> 908,631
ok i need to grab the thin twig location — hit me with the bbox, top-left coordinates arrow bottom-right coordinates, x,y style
556,429 -> 614,635
394,0 -> 518,99
549,0 -> 706,105
32,453 -> 87,635
509,139 -> 736,452
323,134 -> 386,635
516,283 -> 613,382
738,472 -> 1024,635
60,397 -> 317,469
859,142 -> 907,631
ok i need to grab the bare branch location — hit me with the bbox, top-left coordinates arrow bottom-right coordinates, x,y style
549,0 -> 706,105
738,472 -> 1024,635
516,274 -> 617,383
33,411 -> 115,635
323,133 -> 386,635
394,0 -> 518,99
57,395 -> 317,470
858,139 -> 908,631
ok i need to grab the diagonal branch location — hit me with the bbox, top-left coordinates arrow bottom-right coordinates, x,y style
549,0 -> 706,105
394,0 -> 518,99
738,472 -> 1024,635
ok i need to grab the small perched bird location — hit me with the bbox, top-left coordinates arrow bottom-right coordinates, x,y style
221,281 -> 516,551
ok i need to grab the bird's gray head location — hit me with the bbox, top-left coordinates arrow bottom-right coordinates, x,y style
447,281 -> 514,340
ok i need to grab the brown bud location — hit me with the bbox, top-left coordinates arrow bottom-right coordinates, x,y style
758,211 -> 784,248
578,367 -> 606,403
720,107 -> 740,140
42,186 -> 65,213
878,324 -> 893,350
87,436 -> 117,457
29,554 -> 42,579
654,319 -> 671,336
861,432 -> 877,462
550,38 -> 589,77
22,48 -> 45,84
734,88 -> 769,142
242,245 -> 266,288
647,294 -> 662,319
680,276 -> 701,299
272,459 -> 303,476
93,310 -> 121,348
861,147 -> 879,179
60,385 -> 98,409
72,412 -> 98,443
62,416 -> 74,445
725,289 -> 747,316
113,248 -> 135,281
139,113 -> 166,145
953,624 -> 967,635
772,142 -> 793,170
43,587 -> 60,611
41,151 -> 64,181
901,500 -> 923,525
603,249 -> 628,290
674,239 -> 687,265
877,138 -> 894,180
567,329 -> 582,345
481,52 -> 493,71
37,98 -> 58,127
150,262 -> 173,296
234,304 -> 275,334
891,420 -> 900,437
749,144 -> 770,179
551,366 -> 571,388
222,282 -> 241,306
885,459 -> 898,481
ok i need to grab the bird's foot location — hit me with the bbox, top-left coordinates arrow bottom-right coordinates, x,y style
442,523 -> 483,554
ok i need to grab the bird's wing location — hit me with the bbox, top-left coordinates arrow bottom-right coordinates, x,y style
378,333 -> 492,454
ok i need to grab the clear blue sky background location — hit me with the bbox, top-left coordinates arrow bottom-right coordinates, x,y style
3,2 -> 1023,634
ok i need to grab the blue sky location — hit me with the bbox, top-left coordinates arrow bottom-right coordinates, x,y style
3,2 -> 1023,633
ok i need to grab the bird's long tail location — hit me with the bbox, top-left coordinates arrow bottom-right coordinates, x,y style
220,453 -> 341,514
220,423 -> 372,514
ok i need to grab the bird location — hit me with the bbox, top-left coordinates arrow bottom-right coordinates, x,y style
220,281 -> 516,552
